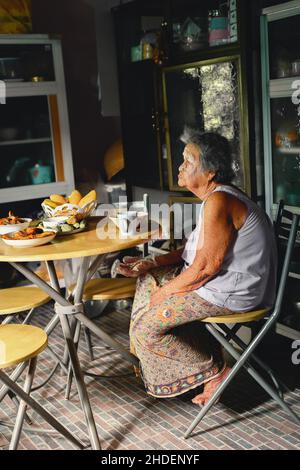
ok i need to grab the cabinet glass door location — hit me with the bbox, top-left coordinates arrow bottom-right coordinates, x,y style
163,57 -> 246,191
0,95 -> 63,189
268,14 -> 300,80
261,4 -> 300,214
270,97 -> 300,207
0,44 -> 55,83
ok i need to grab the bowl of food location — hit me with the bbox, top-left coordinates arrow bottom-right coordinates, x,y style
42,189 -> 97,219
0,212 -> 32,235
1,227 -> 56,248
41,216 -> 87,236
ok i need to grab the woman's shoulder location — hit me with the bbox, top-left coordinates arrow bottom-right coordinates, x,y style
206,187 -> 249,229
207,186 -> 245,206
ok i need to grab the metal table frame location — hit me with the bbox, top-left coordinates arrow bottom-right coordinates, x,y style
0,253 -> 139,450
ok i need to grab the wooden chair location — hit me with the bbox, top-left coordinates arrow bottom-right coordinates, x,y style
0,286 -> 50,325
185,211 -> 300,439
65,276 -> 137,399
0,324 -> 83,449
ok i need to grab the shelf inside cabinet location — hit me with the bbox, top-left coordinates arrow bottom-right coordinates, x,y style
0,138 -> 52,147
277,147 -> 300,155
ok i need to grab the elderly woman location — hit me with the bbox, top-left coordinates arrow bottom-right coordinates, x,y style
117,132 -> 277,405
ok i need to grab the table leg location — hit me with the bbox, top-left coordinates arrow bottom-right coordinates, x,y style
46,260 -> 101,450
75,312 -> 139,367
68,254 -> 139,367
10,261 -> 101,451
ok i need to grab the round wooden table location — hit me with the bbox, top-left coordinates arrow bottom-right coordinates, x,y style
0,217 -> 157,450
0,217 -> 154,262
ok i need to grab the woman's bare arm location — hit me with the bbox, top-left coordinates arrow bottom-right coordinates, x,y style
151,192 -> 237,305
155,248 -> 184,267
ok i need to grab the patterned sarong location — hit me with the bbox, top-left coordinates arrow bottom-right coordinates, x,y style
130,265 -> 234,398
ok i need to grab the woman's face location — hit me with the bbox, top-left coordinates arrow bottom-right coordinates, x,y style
178,144 -> 208,191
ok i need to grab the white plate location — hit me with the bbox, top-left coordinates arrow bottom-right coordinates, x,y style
1,230 -> 56,248
0,218 -> 32,235
56,225 -> 87,237
41,218 -> 87,236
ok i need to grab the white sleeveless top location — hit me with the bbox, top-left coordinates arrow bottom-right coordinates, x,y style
181,186 -> 277,312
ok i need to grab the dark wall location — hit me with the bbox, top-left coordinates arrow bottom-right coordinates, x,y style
31,0 -> 121,183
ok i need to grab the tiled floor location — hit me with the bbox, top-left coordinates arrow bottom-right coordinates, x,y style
1,302 -> 300,450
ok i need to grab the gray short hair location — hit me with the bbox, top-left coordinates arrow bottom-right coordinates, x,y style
181,128 -> 235,184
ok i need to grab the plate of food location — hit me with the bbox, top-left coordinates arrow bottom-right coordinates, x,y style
40,216 -> 87,236
42,189 -> 97,219
1,227 -> 56,248
0,212 -> 32,235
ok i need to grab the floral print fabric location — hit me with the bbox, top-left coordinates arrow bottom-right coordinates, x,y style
130,265 -> 234,398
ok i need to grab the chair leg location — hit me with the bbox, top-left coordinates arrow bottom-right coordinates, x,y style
65,320 -> 81,400
184,347 -> 245,438
1,315 -> 15,325
22,308 -> 36,325
221,324 -> 289,398
0,369 -> 84,449
185,323 -> 300,439
84,326 -> 94,361
7,390 -> 32,425
9,358 -> 36,450
0,362 -> 27,403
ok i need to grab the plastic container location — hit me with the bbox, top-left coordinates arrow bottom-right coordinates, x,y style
0,57 -> 23,81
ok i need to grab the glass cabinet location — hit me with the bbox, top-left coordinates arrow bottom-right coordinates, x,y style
163,55 -> 249,191
113,0 -> 249,195
0,35 -> 74,204
168,0 -> 239,61
261,2 -> 300,216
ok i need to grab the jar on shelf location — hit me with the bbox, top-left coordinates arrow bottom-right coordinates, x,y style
208,9 -> 229,47
142,43 -> 153,60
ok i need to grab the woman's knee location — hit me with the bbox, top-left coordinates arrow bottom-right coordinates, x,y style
131,308 -> 161,347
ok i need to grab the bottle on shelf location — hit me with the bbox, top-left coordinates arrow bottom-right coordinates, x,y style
208,5 -> 229,47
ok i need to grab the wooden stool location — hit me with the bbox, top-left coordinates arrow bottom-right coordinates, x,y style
82,277 -> 137,301
0,286 -> 50,325
65,277 -> 137,399
0,324 -> 83,449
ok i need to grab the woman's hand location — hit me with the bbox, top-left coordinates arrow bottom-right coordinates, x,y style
115,256 -> 157,278
150,286 -> 168,308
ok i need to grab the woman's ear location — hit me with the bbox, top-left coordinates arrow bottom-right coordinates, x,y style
208,171 -> 216,182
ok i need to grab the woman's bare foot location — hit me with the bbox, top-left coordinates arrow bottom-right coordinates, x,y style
192,366 -> 231,407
